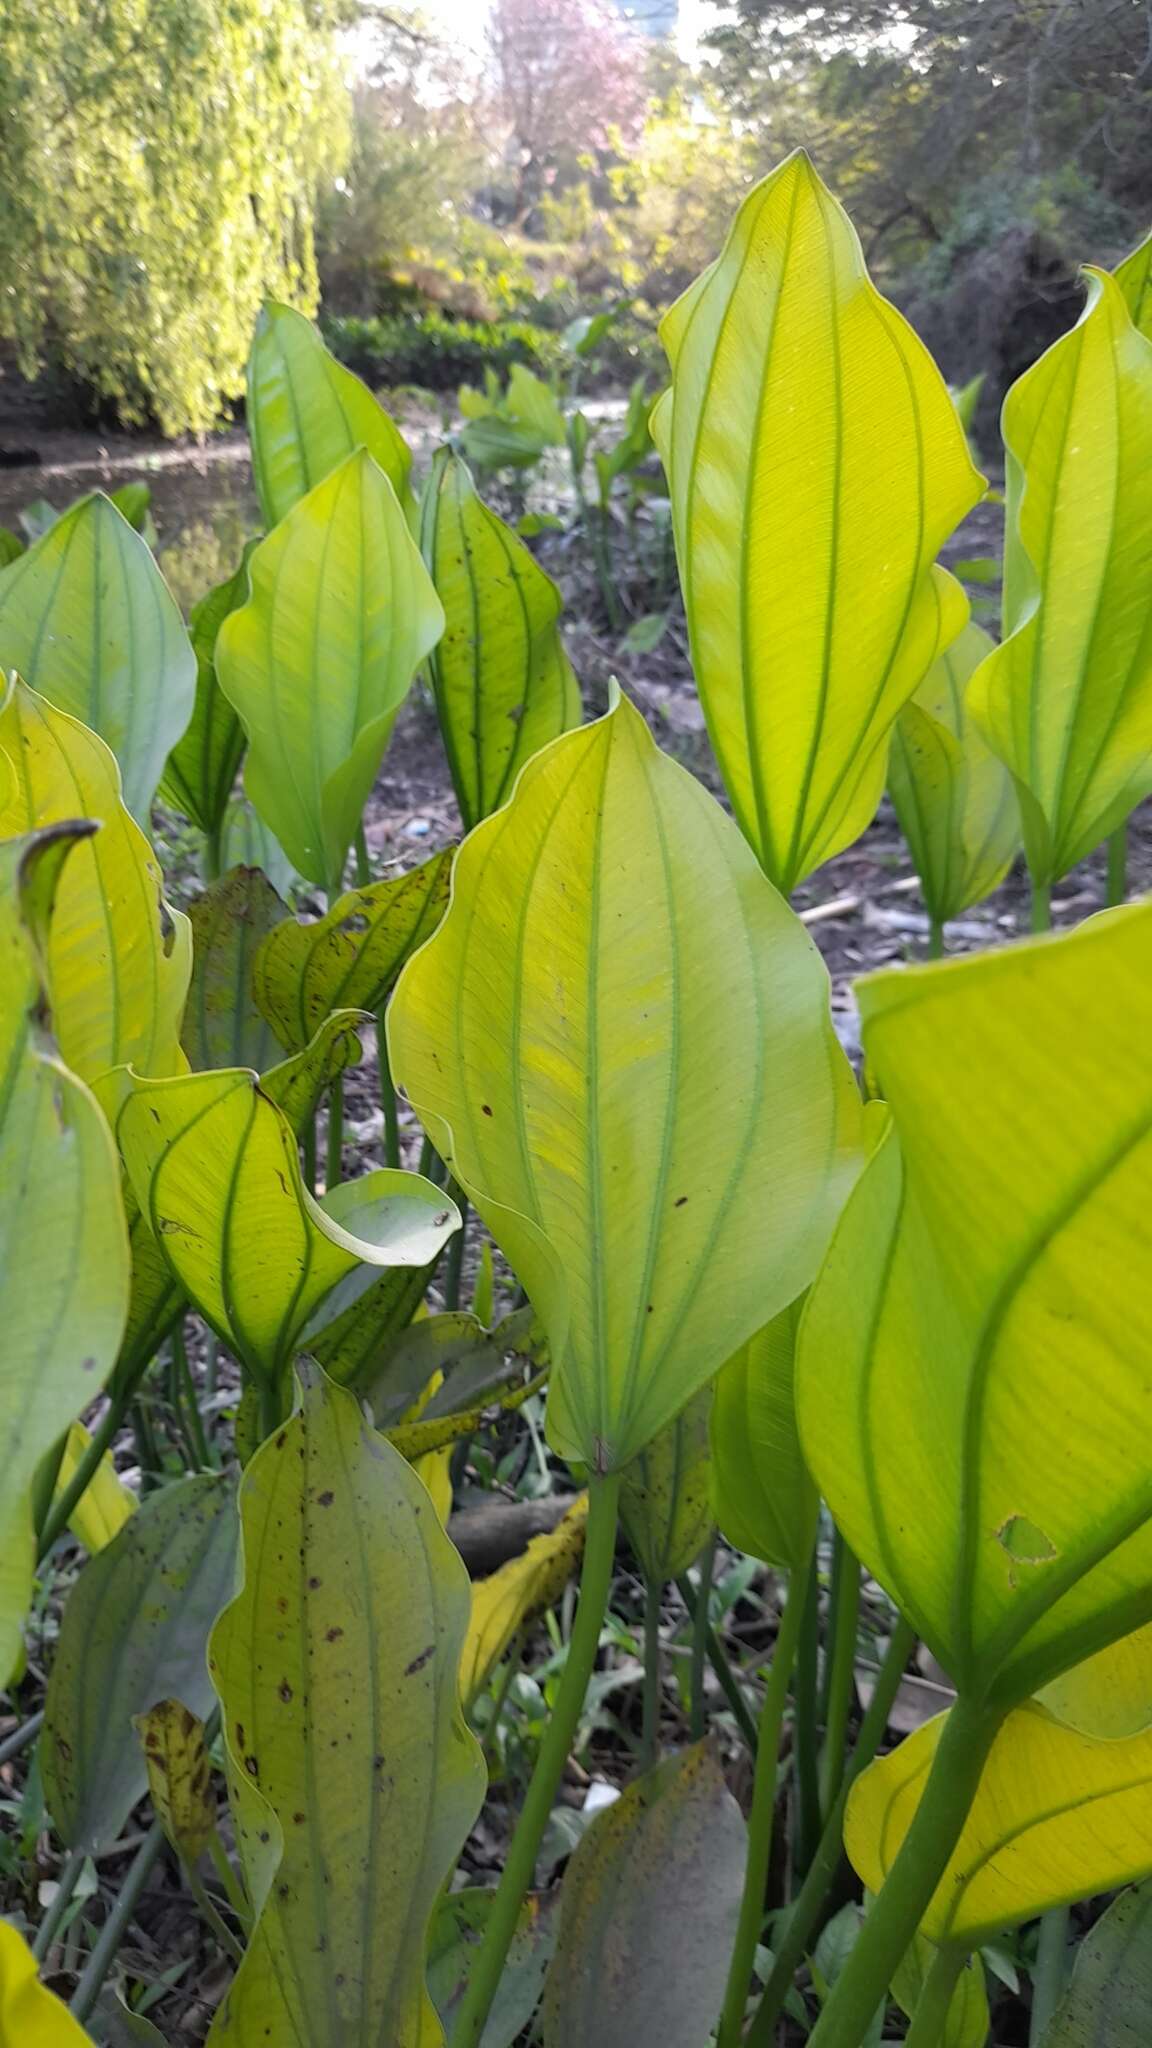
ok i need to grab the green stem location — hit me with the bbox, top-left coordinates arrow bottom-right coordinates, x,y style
443,1194 -> 470,1311
927,916 -> 946,960
378,1011 -> 401,1169
326,1074 -> 344,1188
203,820 -> 223,885
717,1567 -> 812,2048
675,1573 -> 759,1757
1030,877 -> 1052,933
207,1828 -> 251,1929
0,1709 -> 44,1765
257,1377 -> 282,1445
303,1115 -> 318,1194
806,1695 -> 1006,2048
818,1540 -> 860,1818
187,1862 -> 246,1967
172,1321 -> 211,1470
32,1845 -> 87,1960
1030,1905 -> 1070,2044
904,1943 -> 968,2047
482,1642 -> 523,1766
689,1533 -> 717,1741
449,1469 -> 622,2048
793,1548 -> 823,1873
746,1617 -> 917,2048
70,1819 -> 167,2022
1106,823 -> 1128,908
31,1434 -> 69,1545
354,820 -> 372,888
642,1578 -> 662,1771
204,1332 -> 220,1403
131,1398 -> 161,1483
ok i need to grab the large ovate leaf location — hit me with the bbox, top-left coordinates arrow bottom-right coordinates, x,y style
160,545 -> 253,836
0,677 -> 192,1097
216,448 -> 444,892
968,270 -> 1152,887
181,866 -> 287,1072
1041,1879 -> 1152,2046
540,1744 -> 747,2048
43,1472 -> 238,1852
890,1937 -> 988,2048
461,1494 -> 590,1706
390,691 -> 863,1473
247,300 -> 413,529
847,1702 -> 1152,1944
252,848 -> 451,1055
118,1067 -> 459,1388
1039,1621 -> 1152,1740
710,1295 -> 816,1571
0,825 -> 129,1680
0,1921 -> 93,2046
206,1364 -> 484,2047
889,621 -> 1019,926
0,492 -> 195,821
420,449 -> 581,831
797,900 -> 1152,1708
652,149 -> 981,893
620,1387 -> 713,1586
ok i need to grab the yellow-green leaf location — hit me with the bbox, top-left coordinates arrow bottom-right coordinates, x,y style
621,1388 -> 713,1586
0,677 -> 192,1098
710,1295 -> 816,1571
1116,228 -> 1152,336
118,1067 -> 459,1387
653,150 -> 981,893
505,364 -> 566,446
847,1702 -> 1152,1944
1039,1621 -> 1152,1741
462,1494 -> 590,1706
217,448 -> 444,892
968,270 -> 1152,886
52,1422 -> 134,1554
1041,1880 -> 1152,2046
890,1936 -> 988,2048
889,621 -> 1019,927
252,848 -> 451,1055
259,1007 -> 372,1138
181,867 -> 287,1073
0,1920 -> 93,2046
134,1699 -> 216,1863
248,300 -> 413,530
797,900 -> 1152,1706
0,825 -> 129,1680
390,690 -> 863,1473
206,1363 -> 485,2047
420,449 -> 581,830
159,545 -> 253,837
0,492 -> 195,821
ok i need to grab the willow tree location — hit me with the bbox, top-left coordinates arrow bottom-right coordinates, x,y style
0,0 -> 350,434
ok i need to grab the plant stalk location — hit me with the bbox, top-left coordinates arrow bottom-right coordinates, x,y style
927,916 -> 946,960
70,1819 -> 167,2023
675,1573 -> 759,1756
746,1616 -> 917,2047
716,1566 -> 812,2048
1030,878 -> 1052,933
378,1010 -> 401,1168
32,1845 -> 87,1960
688,1533 -> 717,1741
203,820 -> 223,885
805,1694 -> 1005,2048
443,1193 -> 470,1311
0,1709 -> 44,1765
326,1074 -> 344,1188
642,1578 -> 662,1771
1030,1905 -> 1070,2044
904,1943 -> 968,2047
449,1468 -> 622,2048
187,1863 -> 246,1967
172,1321 -> 212,1469
818,1539 -> 860,1817
793,1548 -> 823,1873
1106,823 -> 1128,908
207,1828 -> 251,1929
354,820 -> 372,888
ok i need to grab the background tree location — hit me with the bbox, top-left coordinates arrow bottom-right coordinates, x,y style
489,0 -> 647,221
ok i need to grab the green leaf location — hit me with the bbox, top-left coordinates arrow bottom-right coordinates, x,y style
847,1702 -> 1152,1945
420,450 -> 581,831
252,848 -> 451,1055
461,1495 -> 589,1707
390,690 -> 863,1473
53,1420 -> 135,1554
430,1889 -> 556,2048
596,376 -> 653,500
247,300 -> 413,529
889,620 -> 1019,927
652,150 -> 981,893
205,1363 -> 485,2047
891,1936 -> 989,2048
113,1181 -> 185,1401
797,900 -> 1152,1705
1116,228 -> 1152,336
0,677 -> 192,1101
621,612 -> 668,655
1041,1880 -> 1152,2046
181,866 -> 287,1073
134,1698 -> 216,1862
306,1259 -> 439,1390
159,544 -> 253,836
259,1007 -> 372,1139
461,415 -> 552,471
540,1744 -> 747,2048
949,372 -> 985,436
0,492 -> 196,821
710,1294 -> 816,1570
0,824 -> 129,1679
42,1472 -> 238,1851
217,448 -> 444,893
218,796 -> 296,899
109,482 -> 156,541
348,1305 -> 537,1431
505,364 -> 566,445
1038,1620 -> 1152,1740
621,1386 -> 713,1585
118,1067 -> 458,1388
0,526 -> 24,566
969,270 -> 1152,886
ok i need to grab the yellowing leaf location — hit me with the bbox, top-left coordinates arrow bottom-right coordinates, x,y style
217,448 -> 443,892
710,1295 -> 816,1571
653,150 -> 981,893
0,826 -> 129,1680
118,1067 -> 460,1390
53,1422 -> 134,1554
797,901 -> 1152,1706
0,1919 -> 93,2046
621,1389 -> 713,1586
847,1702 -> 1152,1944
0,492 -> 195,822
390,691 -> 863,1473
0,678 -> 192,1098
890,1936 -> 988,2048
252,849 -> 451,1055
206,1364 -> 484,2048
461,1494 -> 590,1706
247,300 -> 413,529
888,621 -> 1019,927
134,1699 -> 216,1863
968,271 -> 1152,887
160,544 -> 253,837
1039,1621 -> 1152,1741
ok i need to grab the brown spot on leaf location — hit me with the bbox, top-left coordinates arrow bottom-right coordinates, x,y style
404,1644 -> 434,1677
